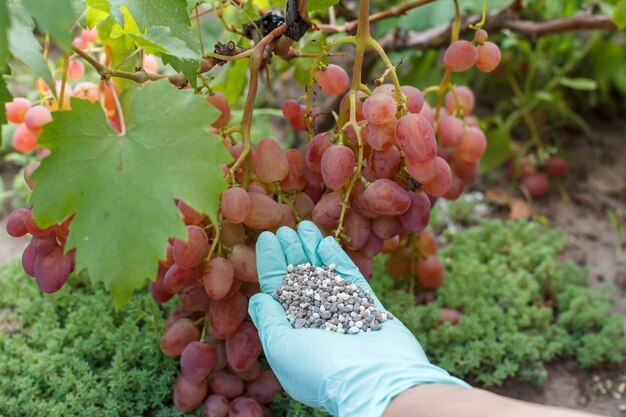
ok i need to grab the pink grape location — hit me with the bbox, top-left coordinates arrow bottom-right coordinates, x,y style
362,93 -> 397,125
364,119 -> 396,151
317,64 -> 349,95
281,99 -> 301,119
68,59 -> 85,80
395,114 -> 437,163
226,322 -> 262,371
305,132 -> 332,174
246,371 -> 283,405
227,245 -> 258,283
475,42 -> 501,73
203,257 -> 235,300
6,208 -> 30,237
367,146 -> 400,180
372,216 -> 402,240
173,376 -> 208,413
207,372 -> 246,399
228,397 -> 263,417
34,247 -> 72,293
349,182 -> 379,219
5,98 -> 31,123
161,318 -> 200,356
437,115 -> 465,147
209,292 -> 248,338
180,283 -> 212,312
32,234 -> 57,255
280,149 -> 307,192
443,175 -> 464,200
24,105 -> 52,134
405,157 -> 437,184
416,255 -> 445,289
443,40 -> 477,72
339,90 -> 366,121
174,225 -> 208,269
12,124 -> 38,153
73,81 -> 100,102
546,156 -> 568,178
246,182 -> 268,195
278,203 -> 297,229
81,27 -> 97,43
204,395 -> 229,417
243,192 -> 282,230
178,200 -> 205,225
361,234 -> 384,257
294,192 -> 314,219
321,145 -> 355,189
288,105 -> 307,131
164,264 -> 200,294
22,243 -> 37,277
143,54 -> 159,73
522,173 -> 550,199
454,157 -> 479,185
364,179 -> 411,215
160,242 -> 175,269
151,267 -> 173,303
253,138 -> 289,183
311,191 -> 343,227
419,102 -> 435,126
221,187 -> 251,224
458,127 -> 487,162
423,157 -> 452,197
400,85 -> 424,113
181,341 -> 218,384
445,86 -> 475,116
474,29 -> 488,43
232,360 -> 261,382
206,92 -> 231,128
343,210 -> 371,251
399,192 -> 431,232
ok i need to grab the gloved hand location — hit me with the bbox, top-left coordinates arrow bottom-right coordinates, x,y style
248,221 -> 469,417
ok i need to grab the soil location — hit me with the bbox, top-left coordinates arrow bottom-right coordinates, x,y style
0,122 -> 624,415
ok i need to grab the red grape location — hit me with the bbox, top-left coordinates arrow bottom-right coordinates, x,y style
161,318 -> 200,356
343,210 -> 371,251
246,371 -> 283,405
294,192 -> 314,219
231,360 -> 261,381
12,124 -> 38,153
475,42 -> 501,73
228,397 -> 263,417
305,132 -> 332,174
440,308 -> 461,325
32,234 -> 57,255
474,29 -> 488,43
367,146 -> 400,180
181,341 -> 217,383
437,115 -> 464,147
282,99 -> 301,119
5,98 -> 31,124
321,145 -> 355,189
364,119 -> 396,151
174,225 -> 208,269
204,394 -> 230,417
521,173 -> 550,199
203,257 -> 235,300
164,265 -> 200,294
173,376 -> 208,412
34,247 -> 72,293
546,156 -> 568,178
6,208 -> 30,237
405,157 -> 437,184
278,203 -> 297,229
228,244 -> 257,283
317,64 -> 349,95
423,157 -> 452,197
220,220 -> 246,247
453,157 -> 479,185
382,235 -> 400,253
399,192 -> 431,232
68,59 -> 85,80
416,231 -> 438,256
458,127 -> 487,162
151,267 -> 173,303
445,86 -> 475,116
311,191 -> 343,227
280,149 -> 307,192
349,182 -> 378,219
207,371 -> 246,399
22,243 -> 37,277
180,283 -> 211,312
243,193 -> 282,230
443,175 -> 464,200
206,92 -> 231,128
372,216 -> 402,239
226,322 -> 262,372
253,138 -> 289,183
443,40 -> 477,72
24,105 -> 52,134
416,255 -> 445,289
221,187 -> 251,224
208,292 -> 248,338
362,93 -> 397,125
400,85 -> 424,113
395,114 -> 437,163
361,234 -> 383,257
364,179 -> 411,216
339,90 -> 366,121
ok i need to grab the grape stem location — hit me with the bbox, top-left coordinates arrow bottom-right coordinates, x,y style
434,0 -> 461,123
205,213 -> 222,263
59,53 -> 70,111
105,78 -> 126,136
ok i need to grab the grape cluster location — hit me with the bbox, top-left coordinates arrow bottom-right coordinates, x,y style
443,29 -> 502,74
507,149 -> 569,199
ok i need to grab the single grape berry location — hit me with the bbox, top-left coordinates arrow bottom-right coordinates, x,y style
317,64 -> 349,95
546,156 -> 568,178
320,145 -> 355,189
252,138 -> 289,183
416,255 -> 445,289
400,85 -> 425,113
221,187 -> 251,224
5,98 -> 31,124
281,99 -> 301,119
445,86 -> 475,116
68,60 -> 85,80
443,40 -> 477,72
206,92 -> 231,128
458,127 -> 487,162
474,29 -> 488,44
24,105 -> 52,134
521,172 -> 550,199
12,124 -> 38,153
437,115 -> 465,147
423,157 -> 453,197
475,41 -> 501,73
143,54 -> 159,73
395,114 -> 437,163
362,93 -> 397,125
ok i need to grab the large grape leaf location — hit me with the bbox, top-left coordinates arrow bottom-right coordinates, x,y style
22,0 -> 81,51
308,0 -> 340,13
30,80 -> 231,306
7,4 -> 54,90
0,1 -> 9,67
0,76 -> 11,137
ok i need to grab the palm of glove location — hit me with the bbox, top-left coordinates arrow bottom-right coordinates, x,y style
249,221 -> 468,417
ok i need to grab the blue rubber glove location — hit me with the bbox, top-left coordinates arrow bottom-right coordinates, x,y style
248,221 -> 469,417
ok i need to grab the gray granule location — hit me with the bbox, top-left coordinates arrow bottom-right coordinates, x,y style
272,263 -> 393,334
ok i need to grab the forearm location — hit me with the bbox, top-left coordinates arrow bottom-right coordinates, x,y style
383,384 -> 603,417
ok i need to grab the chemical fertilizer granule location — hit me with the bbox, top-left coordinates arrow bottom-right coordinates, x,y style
272,263 -> 393,334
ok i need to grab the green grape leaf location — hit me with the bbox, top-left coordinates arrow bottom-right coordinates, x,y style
86,0 -> 125,24
30,81 -> 231,306
0,1 -> 9,67
7,5 -> 54,90
614,0 -> 626,29
480,126 -> 511,173
128,26 -> 199,59
558,77 -> 598,91
22,0 -> 81,51
0,75 -> 11,138
307,0 -> 340,13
